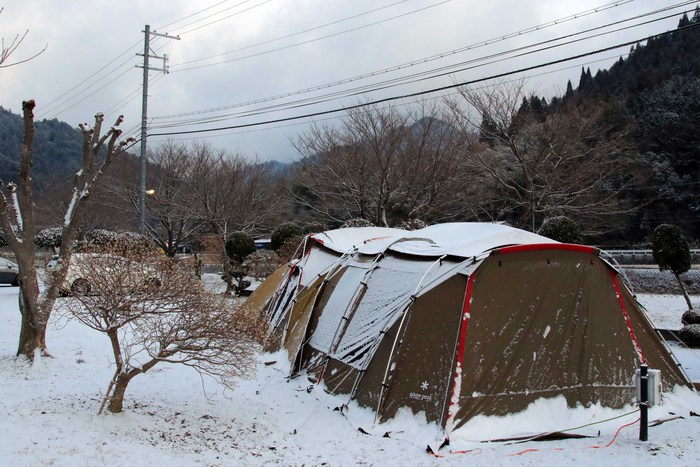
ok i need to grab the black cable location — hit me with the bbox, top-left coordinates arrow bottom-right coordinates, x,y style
150,8 -> 691,130
156,0 -> 678,123
148,23 -> 700,137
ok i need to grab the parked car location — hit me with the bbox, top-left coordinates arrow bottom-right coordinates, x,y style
46,253 -> 161,295
0,258 -> 20,286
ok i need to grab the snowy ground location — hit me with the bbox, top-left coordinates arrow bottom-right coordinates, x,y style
0,278 -> 699,466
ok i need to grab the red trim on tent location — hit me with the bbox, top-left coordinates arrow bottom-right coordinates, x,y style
495,243 -> 598,255
445,274 -> 476,431
610,270 -> 647,364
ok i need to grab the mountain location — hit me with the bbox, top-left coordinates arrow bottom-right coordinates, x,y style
0,106 -> 83,190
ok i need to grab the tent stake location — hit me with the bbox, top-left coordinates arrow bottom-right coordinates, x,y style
639,364 -> 648,441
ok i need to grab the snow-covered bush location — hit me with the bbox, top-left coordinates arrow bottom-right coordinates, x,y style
394,219 -> 427,231
340,218 -> 375,228
34,227 -> 63,249
83,230 -> 155,255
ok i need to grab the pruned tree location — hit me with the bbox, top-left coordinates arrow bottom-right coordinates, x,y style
444,80 -> 646,234
652,224 -> 693,311
223,231 -> 256,295
0,100 -> 133,359
55,244 -> 264,413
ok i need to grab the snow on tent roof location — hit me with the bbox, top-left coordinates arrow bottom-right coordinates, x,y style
309,227 -> 405,253
310,222 -> 557,258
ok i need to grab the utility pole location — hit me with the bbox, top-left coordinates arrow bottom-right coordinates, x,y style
136,25 -> 180,234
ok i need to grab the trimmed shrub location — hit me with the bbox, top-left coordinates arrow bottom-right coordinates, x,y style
538,216 -> 582,243
341,218 -> 375,228
652,224 -> 691,276
271,222 -> 303,251
225,231 -> 256,263
395,219 -> 427,231
34,227 -> 63,249
303,222 -> 328,235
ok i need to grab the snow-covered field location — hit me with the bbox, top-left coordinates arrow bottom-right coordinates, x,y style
1,279 -> 699,466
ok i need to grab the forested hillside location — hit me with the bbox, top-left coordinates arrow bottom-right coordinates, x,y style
515,8 -> 700,243
0,106 -> 82,189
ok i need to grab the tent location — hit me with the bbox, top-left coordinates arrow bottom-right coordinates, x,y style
253,223 -> 692,433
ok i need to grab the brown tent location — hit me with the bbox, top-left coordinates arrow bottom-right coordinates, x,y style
256,223 -> 692,434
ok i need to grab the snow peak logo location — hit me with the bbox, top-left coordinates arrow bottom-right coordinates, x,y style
409,392 -> 432,402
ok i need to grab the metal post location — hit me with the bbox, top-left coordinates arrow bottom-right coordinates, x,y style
639,363 -> 648,441
139,25 -> 150,235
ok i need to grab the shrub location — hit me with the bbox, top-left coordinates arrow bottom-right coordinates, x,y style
538,216 -> 582,243
225,231 -> 256,263
84,230 -> 155,255
340,218 -> 375,228
394,219 -> 427,231
651,224 -> 691,276
271,222 -> 303,251
303,222 -> 328,235
34,227 -> 63,249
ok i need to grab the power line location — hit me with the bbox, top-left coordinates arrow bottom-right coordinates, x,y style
36,39 -> 142,119
150,7 -> 688,130
149,23 -> 700,138
156,0 -> 237,31
171,0 -> 454,72
172,0 -> 412,67
156,0 -> 650,121
149,52 -> 632,144
174,0 -> 275,35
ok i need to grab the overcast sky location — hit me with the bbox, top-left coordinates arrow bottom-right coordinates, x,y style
0,0 -> 687,162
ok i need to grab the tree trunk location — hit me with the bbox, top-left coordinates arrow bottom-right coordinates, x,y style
17,301 -> 46,358
15,270 -> 51,359
675,272 -> 694,311
107,373 -> 133,414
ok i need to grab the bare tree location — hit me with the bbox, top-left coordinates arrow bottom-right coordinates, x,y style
0,7 -> 47,69
292,102 -> 471,227
105,141 -> 282,255
55,245 -> 264,413
186,142 -> 282,237
0,100 -> 132,359
445,80 -> 645,234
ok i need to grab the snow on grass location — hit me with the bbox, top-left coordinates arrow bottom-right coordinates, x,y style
0,281 -> 699,466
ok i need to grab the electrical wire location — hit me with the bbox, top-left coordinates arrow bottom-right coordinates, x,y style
148,22 -> 700,138
147,51 -> 632,145
150,8 -> 692,131
156,0 -> 677,123
171,0 -> 412,67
